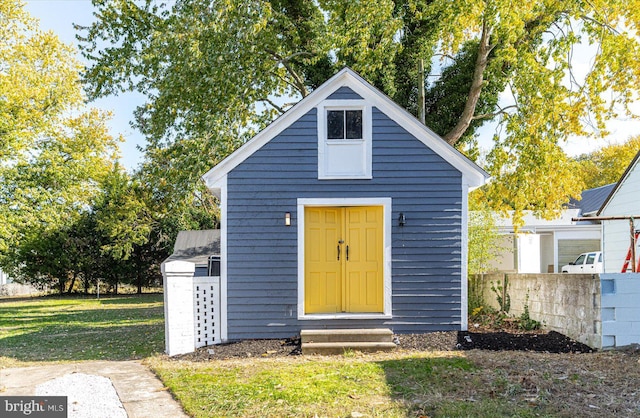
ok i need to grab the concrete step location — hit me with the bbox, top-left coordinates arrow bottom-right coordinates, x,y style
300,328 -> 393,344
301,341 -> 397,355
300,329 -> 396,355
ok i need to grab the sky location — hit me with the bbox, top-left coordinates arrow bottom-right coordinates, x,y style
24,1 -> 640,172
25,0 -> 146,171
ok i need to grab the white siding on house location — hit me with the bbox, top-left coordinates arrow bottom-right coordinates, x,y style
0,268 -> 9,285
600,157 -> 640,273
602,220 -> 637,273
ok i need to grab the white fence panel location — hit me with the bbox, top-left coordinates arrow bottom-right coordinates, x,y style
193,276 -> 221,348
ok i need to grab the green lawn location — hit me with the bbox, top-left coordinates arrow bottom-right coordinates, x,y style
3,295 -> 635,417
0,294 -> 164,366
148,354 -> 547,418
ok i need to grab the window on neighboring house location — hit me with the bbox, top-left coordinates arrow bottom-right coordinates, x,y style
318,101 -> 371,179
327,110 -> 363,140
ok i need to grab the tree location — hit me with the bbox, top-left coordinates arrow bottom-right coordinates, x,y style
576,136 -> 640,190
77,0 -> 640,222
0,1 -> 119,280
93,165 -> 152,261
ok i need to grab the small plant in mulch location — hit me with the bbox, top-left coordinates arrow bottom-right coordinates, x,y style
517,297 -> 541,331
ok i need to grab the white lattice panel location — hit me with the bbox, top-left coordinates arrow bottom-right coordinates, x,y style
193,276 -> 221,348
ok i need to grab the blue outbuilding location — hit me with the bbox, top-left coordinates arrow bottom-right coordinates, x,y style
163,68 -> 489,355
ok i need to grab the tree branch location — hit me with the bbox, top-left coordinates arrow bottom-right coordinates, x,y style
472,105 -> 518,120
261,97 -> 285,114
443,18 -> 492,145
265,48 -> 309,97
580,14 -> 620,35
433,52 -> 456,61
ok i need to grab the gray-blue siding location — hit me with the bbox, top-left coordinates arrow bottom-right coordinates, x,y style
226,107 -> 463,340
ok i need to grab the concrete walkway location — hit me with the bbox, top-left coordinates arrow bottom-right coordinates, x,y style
0,361 -> 188,418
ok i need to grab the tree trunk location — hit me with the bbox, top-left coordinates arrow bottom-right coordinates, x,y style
443,19 -> 492,146
66,273 -> 77,294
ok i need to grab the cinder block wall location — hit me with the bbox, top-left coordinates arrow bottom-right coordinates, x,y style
473,273 -> 602,348
601,273 -> 640,348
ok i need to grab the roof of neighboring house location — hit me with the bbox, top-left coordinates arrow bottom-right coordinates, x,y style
597,150 -> 640,216
567,183 -> 616,216
164,230 -> 220,265
202,67 -> 490,194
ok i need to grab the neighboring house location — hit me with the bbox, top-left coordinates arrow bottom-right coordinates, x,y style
597,150 -> 640,273
163,230 -> 221,276
0,267 -> 41,297
490,183 -> 614,273
165,67 -> 489,348
0,268 -> 10,286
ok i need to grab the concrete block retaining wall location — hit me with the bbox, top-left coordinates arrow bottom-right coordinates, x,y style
473,273 -> 602,348
474,273 -> 640,349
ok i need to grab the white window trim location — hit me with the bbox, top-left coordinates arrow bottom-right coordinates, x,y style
296,197 -> 392,320
317,100 -> 372,180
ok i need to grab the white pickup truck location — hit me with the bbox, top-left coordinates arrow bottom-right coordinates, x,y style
561,251 -> 603,273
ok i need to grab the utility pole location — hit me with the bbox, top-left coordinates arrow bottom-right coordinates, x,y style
418,59 -> 425,124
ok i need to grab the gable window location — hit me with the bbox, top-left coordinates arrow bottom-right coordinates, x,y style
327,110 -> 363,140
318,101 -> 371,179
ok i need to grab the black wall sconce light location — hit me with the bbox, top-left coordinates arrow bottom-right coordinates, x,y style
285,212 -> 291,226
398,212 -> 406,227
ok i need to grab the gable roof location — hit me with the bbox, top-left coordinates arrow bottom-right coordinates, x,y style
202,67 -> 489,191
567,183 -> 616,216
597,150 -> 640,216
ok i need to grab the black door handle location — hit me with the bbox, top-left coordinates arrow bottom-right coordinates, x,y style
346,245 -> 349,261
337,245 -> 340,261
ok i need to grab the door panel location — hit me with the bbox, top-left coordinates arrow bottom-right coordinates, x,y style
304,206 -> 383,314
304,207 -> 342,313
345,207 -> 383,312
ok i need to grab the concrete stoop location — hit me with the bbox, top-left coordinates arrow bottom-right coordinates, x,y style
301,328 -> 397,355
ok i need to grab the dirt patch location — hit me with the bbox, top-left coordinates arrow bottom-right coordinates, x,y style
175,337 -> 302,361
174,329 -> 594,361
463,349 -> 640,417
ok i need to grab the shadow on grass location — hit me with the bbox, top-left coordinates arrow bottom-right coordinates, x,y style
0,323 -> 164,361
0,295 -> 165,362
0,306 -> 163,326
378,356 -> 547,417
0,293 -> 163,305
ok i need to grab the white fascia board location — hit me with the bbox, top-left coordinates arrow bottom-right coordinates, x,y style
598,151 -> 640,216
202,67 -> 490,190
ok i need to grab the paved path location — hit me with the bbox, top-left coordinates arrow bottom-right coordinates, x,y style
0,361 -> 188,418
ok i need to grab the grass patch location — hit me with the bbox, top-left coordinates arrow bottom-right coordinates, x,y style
148,352 -> 551,417
149,357 -> 403,417
0,294 -> 164,366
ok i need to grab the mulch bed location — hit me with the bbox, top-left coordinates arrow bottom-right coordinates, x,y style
457,330 -> 594,353
174,329 -> 594,361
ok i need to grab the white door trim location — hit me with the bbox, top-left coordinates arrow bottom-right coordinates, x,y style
297,197 -> 392,320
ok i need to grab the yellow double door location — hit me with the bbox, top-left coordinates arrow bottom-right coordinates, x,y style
304,206 -> 383,314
